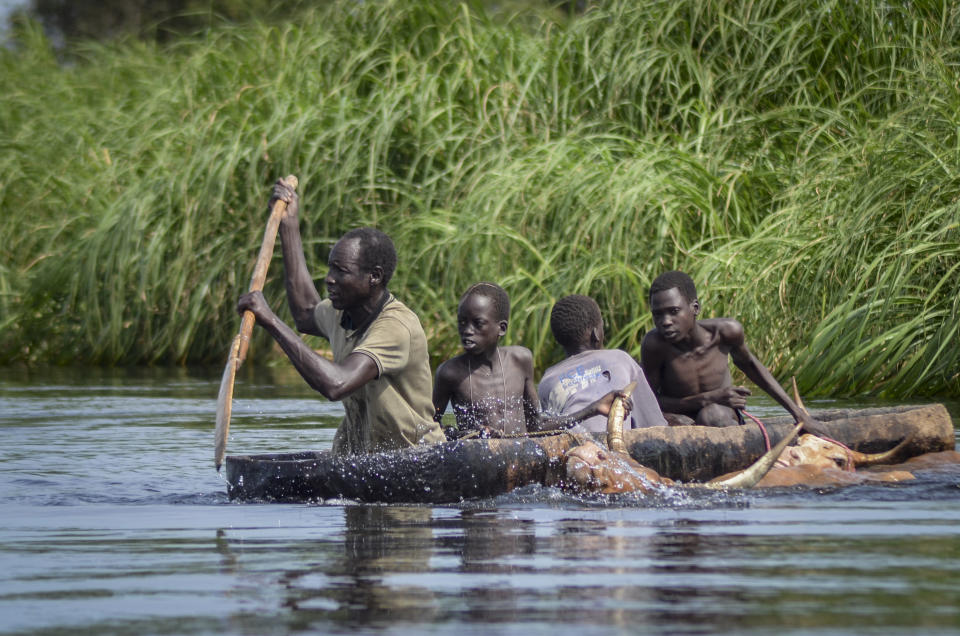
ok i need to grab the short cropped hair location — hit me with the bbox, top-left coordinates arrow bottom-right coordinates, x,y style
341,227 -> 397,285
649,270 -> 697,303
460,282 -> 510,322
550,294 -> 602,348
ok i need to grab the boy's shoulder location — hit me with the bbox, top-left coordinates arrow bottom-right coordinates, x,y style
500,345 -> 534,367
604,347 -> 639,365
500,344 -> 532,357
545,348 -> 636,375
640,327 -> 668,350
590,348 -> 641,374
435,353 -> 469,380
699,317 -> 745,343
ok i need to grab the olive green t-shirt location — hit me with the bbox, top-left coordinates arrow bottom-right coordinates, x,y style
312,294 -> 445,455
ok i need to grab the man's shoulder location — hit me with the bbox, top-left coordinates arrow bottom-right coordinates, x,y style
380,295 -> 417,318
699,316 -> 742,328
375,296 -> 424,332
605,347 -> 642,369
602,347 -> 636,360
543,348 -> 635,378
578,348 -> 641,375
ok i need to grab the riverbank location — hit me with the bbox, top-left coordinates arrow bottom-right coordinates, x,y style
2,0 -> 958,398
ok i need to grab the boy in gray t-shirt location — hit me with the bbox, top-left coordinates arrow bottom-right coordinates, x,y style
538,295 -> 666,433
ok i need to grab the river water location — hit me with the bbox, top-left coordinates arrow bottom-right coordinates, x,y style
1,366 -> 959,635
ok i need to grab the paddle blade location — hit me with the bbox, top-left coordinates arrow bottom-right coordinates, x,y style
214,334 -> 241,471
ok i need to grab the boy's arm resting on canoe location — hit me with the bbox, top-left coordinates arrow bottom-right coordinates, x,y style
659,386 -> 751,417
237,291 -> 378,401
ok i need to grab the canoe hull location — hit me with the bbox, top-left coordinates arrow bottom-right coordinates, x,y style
627,404 -> 955,482
226,436 -> 557,504
225,404 -> 955,503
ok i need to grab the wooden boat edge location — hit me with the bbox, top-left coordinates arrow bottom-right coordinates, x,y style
224,403 -> 956,503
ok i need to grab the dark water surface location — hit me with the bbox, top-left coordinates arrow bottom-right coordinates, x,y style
1,367 -> 959,636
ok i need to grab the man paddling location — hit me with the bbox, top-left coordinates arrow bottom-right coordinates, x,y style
237,180 -> 445,455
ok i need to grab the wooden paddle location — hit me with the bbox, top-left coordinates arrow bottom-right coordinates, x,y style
215,175 -> 298,471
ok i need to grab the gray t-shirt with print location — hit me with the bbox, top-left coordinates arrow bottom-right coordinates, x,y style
538,349 -> 666,433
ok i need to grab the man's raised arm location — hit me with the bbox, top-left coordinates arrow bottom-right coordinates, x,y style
271,179 -> 323,335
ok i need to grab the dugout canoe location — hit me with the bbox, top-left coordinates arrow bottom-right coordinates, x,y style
224,403 -> 955,504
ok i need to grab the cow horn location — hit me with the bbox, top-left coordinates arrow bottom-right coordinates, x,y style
697,421 -> 804,490
849,434 -> 916,467
791,376 -> 808,414
606,381 -> 637,453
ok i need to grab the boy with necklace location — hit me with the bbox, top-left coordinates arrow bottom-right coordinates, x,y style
433,283 -> 629,439
640,270 -> 825,435
538,294 -> 667,432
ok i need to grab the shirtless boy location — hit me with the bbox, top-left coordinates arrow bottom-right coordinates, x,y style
640,270 -> 824,435
433,283 -> 626,438
539,294 -> 666,433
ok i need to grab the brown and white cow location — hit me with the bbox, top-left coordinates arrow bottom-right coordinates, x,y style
560,384 -> 802,495
559,380 -> 929,493
715,433 -> 916,487
563,440 -> 675,494
703,380 -> 919,488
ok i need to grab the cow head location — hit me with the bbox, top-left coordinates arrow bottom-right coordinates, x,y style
777,434 -> 855,471
776,433 -> 914,471
563,441 -> 670,494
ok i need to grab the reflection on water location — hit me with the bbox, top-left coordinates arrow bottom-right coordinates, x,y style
0,367 -> 959,635
200,502 -> 960,635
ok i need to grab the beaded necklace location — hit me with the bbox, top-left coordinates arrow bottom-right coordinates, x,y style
467,346 -> 507,432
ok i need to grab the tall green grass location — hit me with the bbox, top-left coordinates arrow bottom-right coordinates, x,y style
1,0 -> 958,396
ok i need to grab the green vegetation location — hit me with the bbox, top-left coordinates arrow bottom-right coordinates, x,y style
1,0 -> 958,397
10,0 -> 320,45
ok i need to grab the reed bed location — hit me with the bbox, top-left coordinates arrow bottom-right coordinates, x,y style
1,0 -> 958,397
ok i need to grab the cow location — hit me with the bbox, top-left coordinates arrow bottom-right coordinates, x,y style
714,382 -> 919,487
726,433 -> 916,487
709,432 -> 916,487
560,383 -> 802,495
559,381 -> 926,493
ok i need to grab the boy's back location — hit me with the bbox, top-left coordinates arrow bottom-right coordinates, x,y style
539,348 -> 665,433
